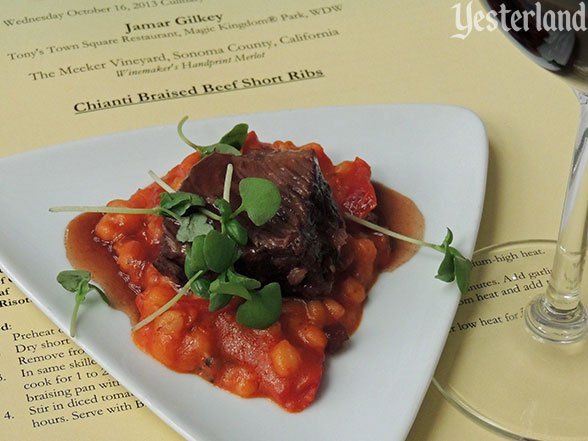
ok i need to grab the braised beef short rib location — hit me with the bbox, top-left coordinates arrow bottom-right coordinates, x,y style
153,149 -> 347,299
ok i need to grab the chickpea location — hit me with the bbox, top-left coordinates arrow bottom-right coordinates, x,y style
140,283 -> 176,316
94,216 -> 122,242
114,239 -> 145,284
151,310 -> 185,366
144,215 -> 163,245
142,264 -> 161,289
271,340 -> 302,377
221,366 -> 258,397
109,199 -> 144,232
154,310 -> 185,336
306,300 -> 328,326
323,298 -> 345,321
176,327 -> 214,373
341,277 -> 367,305
297,324 -> 327,351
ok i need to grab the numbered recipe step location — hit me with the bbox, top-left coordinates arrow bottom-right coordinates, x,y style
2,323 -> 144,429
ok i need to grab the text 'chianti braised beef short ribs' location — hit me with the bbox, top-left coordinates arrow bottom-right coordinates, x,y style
153,148 -> 348,299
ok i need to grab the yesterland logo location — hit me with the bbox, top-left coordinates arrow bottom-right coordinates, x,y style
451,1 -> 587,39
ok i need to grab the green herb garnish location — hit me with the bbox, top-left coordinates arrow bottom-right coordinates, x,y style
48,192 -> 219,222
177,116 -> 248,157
202,229 -> 239,273
129,163 -> 283,331
235,282 -> 282,329
233,177 -> 282,226
345,213 -> 472,294
176,213 -> 213,242
159,192 -> 206,217
56,270 -> 110,337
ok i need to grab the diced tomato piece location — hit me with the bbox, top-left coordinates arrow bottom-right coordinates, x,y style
328,157 -> 377,218
241,131 -> 273,153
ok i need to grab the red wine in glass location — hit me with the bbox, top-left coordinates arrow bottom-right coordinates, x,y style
484,0 -> 588,89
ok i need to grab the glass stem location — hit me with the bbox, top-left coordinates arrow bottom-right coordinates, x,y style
525,90 -> 588,342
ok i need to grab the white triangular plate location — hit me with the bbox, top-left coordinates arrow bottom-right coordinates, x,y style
0,104 -> 487,441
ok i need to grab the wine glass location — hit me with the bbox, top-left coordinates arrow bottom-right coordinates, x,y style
434,1 -> 588,440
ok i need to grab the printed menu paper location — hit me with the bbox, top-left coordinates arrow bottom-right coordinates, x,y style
1,0 -> 364,158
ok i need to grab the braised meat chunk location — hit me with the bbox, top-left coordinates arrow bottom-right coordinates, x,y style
154,148 -> 347,298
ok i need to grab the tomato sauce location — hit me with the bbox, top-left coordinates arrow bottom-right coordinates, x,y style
64,138 -> 424,412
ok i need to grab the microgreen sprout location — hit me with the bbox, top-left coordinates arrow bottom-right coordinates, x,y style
49,191 -> 217,220
232,178 -> 282,226
223,163 -> 233,202
148,169 -> 175,193
56,270 -> 109,337
177,116 -> 248,157
345,213 -> 472,294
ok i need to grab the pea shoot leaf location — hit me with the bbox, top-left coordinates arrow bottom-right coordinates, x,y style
177,118 -> 248,157
210,280 -> 252,301
236,178 -> 281,226
454,252 -> 473,295
213,198 -> 232,220
218,123 -> 248,149
432,229 -> 472,294
214,144 -> 242,156
226,269 -> 261,290
184,235 -> 208,278
199,145 -> 216,156
208,292 -> 232,312
203,229 -> 239,273
441,228 -> 453,248
56,270 -> 109,337
225,218 -> 248,245
159,192 -> 205,218
57,270 -> 91,292
190,278 -> 211,298
176,213 -> 213,242
435,247 -> 455,282
236,283 -> 282,329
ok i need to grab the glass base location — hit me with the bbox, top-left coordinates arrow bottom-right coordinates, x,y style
526,293 -> 588,343
434,241 -> 588,441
